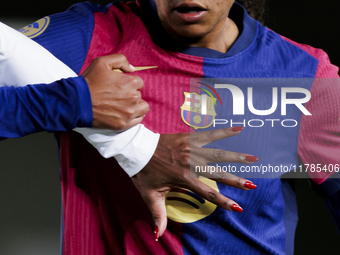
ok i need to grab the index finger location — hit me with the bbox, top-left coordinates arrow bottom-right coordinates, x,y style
190,127 -> 244,147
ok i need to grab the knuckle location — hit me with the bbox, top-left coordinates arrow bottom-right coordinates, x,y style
236,178 -> 243,187
183,156 -> 190,167
138,101 -> 149,115
223,128 -> 231,135
179,133 -> 191,141
115,119 -> 128,130
190,136 -> 199,144
142,100 -> 150,110
179,142 -> 191,152
177,171 -> 191,185
136,90 -> 142,98
130,75 -> 144,87
129,95 -> 140,104
214,149 -> 224,161
207,191 -> 217,201
126,107 -> 135,116
223,199 -> 231,208
215,171 -> 225,179
205,130 -> 216,139
182,155 -> 191,167
115,53 -> 127,61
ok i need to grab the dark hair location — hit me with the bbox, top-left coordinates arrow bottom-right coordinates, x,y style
235,0 -> 267,24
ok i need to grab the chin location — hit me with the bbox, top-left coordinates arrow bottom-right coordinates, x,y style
174,25 -> 209,39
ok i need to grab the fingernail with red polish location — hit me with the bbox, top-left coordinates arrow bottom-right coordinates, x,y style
232,126 -> 243,132
231,204 -> 243,213
245,156 -> 258,162
244,181 -> 257,189
154,226 -> 159,241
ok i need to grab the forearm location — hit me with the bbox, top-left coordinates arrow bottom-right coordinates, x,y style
0,77 -> 92,139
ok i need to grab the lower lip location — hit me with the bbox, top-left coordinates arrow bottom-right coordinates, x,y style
174,10 -> 206,23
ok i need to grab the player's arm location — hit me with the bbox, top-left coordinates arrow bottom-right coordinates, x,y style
0,22 -> 148,142
0,78 -> 92,139
0,22 -> 91,138
14,3 -> 161,175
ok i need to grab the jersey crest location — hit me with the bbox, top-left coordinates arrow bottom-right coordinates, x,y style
19,17 -> 50,39
180,92 -> 217,130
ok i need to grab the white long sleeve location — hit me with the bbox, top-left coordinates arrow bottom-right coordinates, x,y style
0,22 -> 159,176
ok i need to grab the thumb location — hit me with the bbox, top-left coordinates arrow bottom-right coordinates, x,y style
146,191 -> 168,241
105,54 -> 135,73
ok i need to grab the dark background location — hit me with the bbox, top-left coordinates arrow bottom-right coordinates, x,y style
0,0 -> 339,254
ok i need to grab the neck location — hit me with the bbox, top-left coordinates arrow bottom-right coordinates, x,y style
186,18 -> 239,53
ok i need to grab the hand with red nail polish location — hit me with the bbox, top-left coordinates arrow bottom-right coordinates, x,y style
131,127 -> 258,240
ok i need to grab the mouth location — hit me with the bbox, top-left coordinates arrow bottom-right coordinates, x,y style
175,6 -> 207,13
173,3 -> 208,22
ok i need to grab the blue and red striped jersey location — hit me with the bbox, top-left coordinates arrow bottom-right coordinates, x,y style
29,1 -> 340,254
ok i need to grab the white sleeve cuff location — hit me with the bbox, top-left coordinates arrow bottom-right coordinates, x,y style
74,125 -> 160,177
